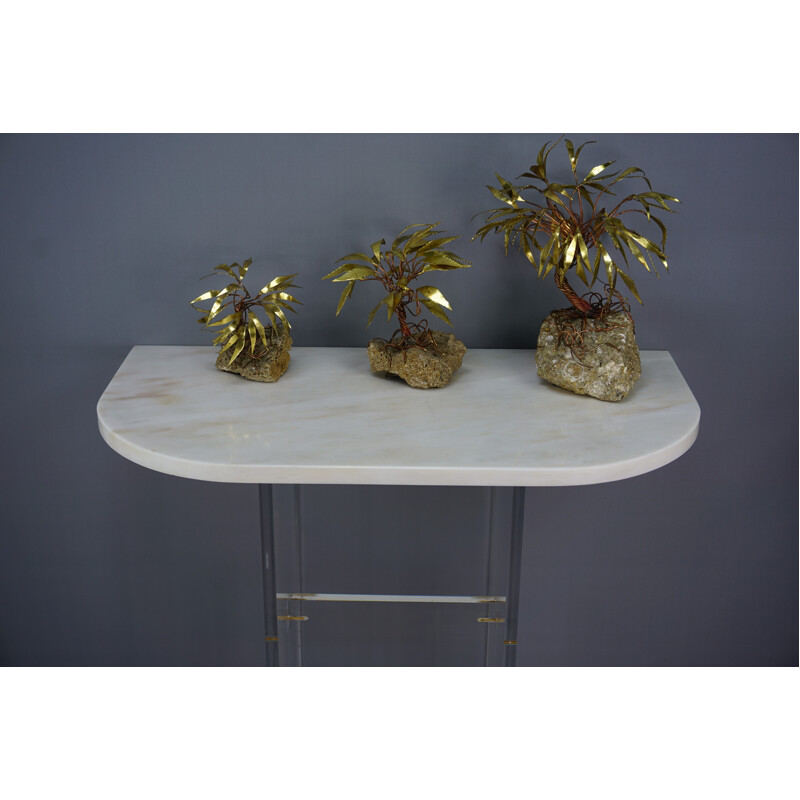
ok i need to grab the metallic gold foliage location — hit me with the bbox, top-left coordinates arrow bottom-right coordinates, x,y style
190,259 -> 301,365
323,222 -> 470,350
473,138 -> 679,312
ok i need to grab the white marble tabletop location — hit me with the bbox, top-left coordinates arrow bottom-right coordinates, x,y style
97,346 -> 700,486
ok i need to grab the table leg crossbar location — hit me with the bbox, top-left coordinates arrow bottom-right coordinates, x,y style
277,593 -> 507,603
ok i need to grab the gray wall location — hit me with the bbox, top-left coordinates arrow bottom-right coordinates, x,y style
0,133 -> 796,666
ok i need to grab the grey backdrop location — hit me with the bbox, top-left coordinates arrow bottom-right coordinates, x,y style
1,133 -> 796,666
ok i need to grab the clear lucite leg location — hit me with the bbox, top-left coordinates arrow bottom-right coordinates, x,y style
483,487 -> 507,666
272,485 -> 305,666
483,487 -> 525,667
503,487 -> 526,667
258,484 -> 279,667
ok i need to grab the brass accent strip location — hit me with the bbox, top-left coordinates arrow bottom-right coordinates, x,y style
504,640 -> 518,645
264,636 -> 279,642
278,615 -> 309,622
477,617 -> 506,623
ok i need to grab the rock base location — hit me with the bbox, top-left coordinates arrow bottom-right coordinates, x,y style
216,325 -> 292,383
535,311 -> 641,402
367,330 -> 467,389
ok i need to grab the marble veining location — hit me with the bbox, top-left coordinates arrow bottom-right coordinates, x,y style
97,347 -> 700,486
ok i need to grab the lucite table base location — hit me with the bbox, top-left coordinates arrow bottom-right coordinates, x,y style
259,485 -> 525,667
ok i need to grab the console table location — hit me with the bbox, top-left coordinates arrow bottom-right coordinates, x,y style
97,346 -> 700,666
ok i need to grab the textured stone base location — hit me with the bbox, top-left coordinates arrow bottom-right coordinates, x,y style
367,330 -> 467,389
215,325 -> 292,382
535,311 -> 641,402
